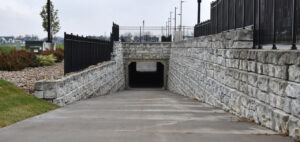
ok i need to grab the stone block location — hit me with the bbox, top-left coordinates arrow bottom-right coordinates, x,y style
268,78 -> 287,97
289,65 -> 300,83
230,41 -> 253,49
272,110 -> 289,133
257,51 -> 267,63
284,97 -> 292,114
34,82 -> 44,91
247,61 -> 256,73
266,51 -> 281,64
262,64 -> 269,76
248,85 -> 258,98
257,76 -> 269,92
239,50 -> 248,60
234,29 -> 253,41
257,90 -> 268,103
256,63 -> 263,74
269,93 -> 277,108
44,81 -> 58,90
285,82 -> 300,99
34,91 -> 44,99
239,60 -> 248,71
248,73 -> 258,87
275,96 -> 285,110
288,116 -> 300,139
291,98 -> 300,117
247,50 -> 257,61
278,52 -> 298,65
44,89 -> 57,99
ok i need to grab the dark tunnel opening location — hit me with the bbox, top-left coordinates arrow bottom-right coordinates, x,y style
129,62 -> 164,88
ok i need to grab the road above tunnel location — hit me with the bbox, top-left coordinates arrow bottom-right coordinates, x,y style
0,90 -> 294,142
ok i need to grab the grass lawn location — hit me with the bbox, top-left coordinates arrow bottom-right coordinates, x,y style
0,80 -> 59,128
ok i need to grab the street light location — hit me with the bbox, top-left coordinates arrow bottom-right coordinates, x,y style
174,7 -> 178,31
179,0 -> 185,32
198,0 -> 201,24
170,12 -> 173,36
47,0 -> 52,43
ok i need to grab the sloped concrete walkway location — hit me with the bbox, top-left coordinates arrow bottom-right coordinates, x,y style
0,90 -> 294,142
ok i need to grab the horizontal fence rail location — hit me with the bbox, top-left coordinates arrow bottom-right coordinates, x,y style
194,0 -> 299,50
119,26 -> 194,42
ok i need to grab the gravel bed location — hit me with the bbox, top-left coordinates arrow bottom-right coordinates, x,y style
0,62 -> 64,94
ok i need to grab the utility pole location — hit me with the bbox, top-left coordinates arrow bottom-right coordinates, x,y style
166,21 -> 168,36
47,0 -> 52,43
175,7 -> 177,31
179,0 -> 185,32
142,20 -> 145,42
170,12 -> 173,36
140,26 -> 142,43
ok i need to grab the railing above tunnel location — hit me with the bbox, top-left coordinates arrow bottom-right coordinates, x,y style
119,26 -> 194,43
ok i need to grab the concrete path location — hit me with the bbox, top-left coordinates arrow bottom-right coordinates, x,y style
0,90 -> 294,142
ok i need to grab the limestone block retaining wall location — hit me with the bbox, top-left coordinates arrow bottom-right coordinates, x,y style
168,29 -> 300,138
34,42 -> 125,106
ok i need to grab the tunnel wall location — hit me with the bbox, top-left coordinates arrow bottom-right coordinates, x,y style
168,29 -> 300,139
122,43 -> 171,89
34,42 -> 125,106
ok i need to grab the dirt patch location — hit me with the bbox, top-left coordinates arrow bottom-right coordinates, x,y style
236,117 -> 255,123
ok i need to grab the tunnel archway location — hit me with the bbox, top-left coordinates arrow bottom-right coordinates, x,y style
129,62 -> 164,88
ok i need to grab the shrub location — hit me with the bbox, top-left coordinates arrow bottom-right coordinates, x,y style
41,48 -> 64,62
56,44 -> 64,50
37,54 -> 57,66
0,46 -> 16,54
0,50 -> 40,71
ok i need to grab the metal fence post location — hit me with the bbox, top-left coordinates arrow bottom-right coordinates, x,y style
291,0 -> 297,50
272,0 -> 277,50
243,0 -> 246,29
258,0 -> 262,49
234,0 -> 236,29
221,0 -> 224,32
253,0 -> 257,49
227,0 -> 230,31
216,0 -> 219,33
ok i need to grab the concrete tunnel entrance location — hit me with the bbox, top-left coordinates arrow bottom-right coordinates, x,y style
129,62 -> 164,88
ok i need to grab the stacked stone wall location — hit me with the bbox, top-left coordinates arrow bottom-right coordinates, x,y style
34,42 -> 125,106
168,29 -> 300,138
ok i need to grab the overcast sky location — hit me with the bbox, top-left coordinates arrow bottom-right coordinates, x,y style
0,0 -> 213,38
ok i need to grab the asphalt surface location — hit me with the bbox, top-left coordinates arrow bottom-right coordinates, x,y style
0,90 -> 294,142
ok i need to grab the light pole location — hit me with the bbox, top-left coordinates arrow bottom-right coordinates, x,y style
166,21 -> 168,36
179,0 -> 185,32
175,7 -> 178,31
47,0 -> 52,43
170,12 -> 173,36
143,20 -> 145,41
197,0 -> 201,24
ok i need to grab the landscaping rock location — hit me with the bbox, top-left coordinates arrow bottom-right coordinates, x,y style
0,61 -> 64,94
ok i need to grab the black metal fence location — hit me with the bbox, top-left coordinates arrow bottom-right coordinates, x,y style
64,23 -> 119,74
111,23 -> 119,42
161,36 -> 172,42
194,0 -> 299,50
